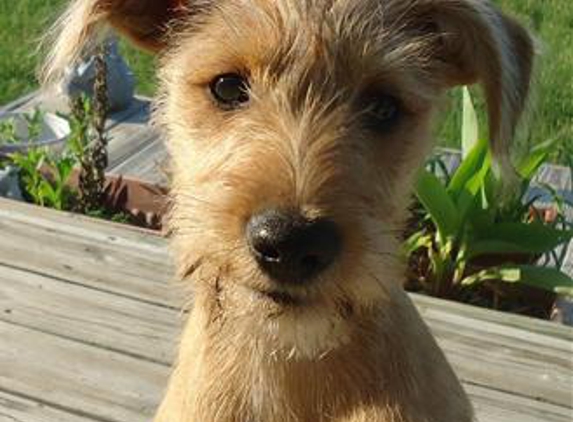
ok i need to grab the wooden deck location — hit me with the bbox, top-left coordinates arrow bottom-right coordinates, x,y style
1,91 -> 572,422
1,197 -> 572,422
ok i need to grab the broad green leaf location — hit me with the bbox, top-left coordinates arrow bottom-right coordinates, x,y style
39,181 -> 56,202
465,151 -> 492,194
475,222 -> 573,253
481,171 -> 497,209
455,153 -> 493,223
448,137 -> 489,197
465,204 -> 495,233
415,170 -> 460,240
56,156 -> 75,184
461,267 -> 519,287
455,189 -> 480,229
466,240 -> 536,259
516,138 -> 560,179
461,87 -> 479,158
516,149 -> 548,180
462,265 -> 573,294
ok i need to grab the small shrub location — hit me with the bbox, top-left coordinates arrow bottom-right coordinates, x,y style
405,88 -> 573,309
10,147 -> 76,210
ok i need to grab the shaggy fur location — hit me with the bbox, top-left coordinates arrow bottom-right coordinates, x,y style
44,1 -> 533,421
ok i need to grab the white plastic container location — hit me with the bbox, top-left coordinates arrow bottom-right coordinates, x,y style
0,112 -> 70,156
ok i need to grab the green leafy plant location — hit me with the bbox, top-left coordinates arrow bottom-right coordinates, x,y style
1,107 -> 78,210
7,95 -> 104,212
405,87 -> 573,303
4,76 -> 145,227
0,119 -> 19,145
0,109 -> 45,147
10,147 -> 76,210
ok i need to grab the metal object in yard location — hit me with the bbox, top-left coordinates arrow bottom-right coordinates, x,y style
60,37 -> 135,112
0,166 -> 23,200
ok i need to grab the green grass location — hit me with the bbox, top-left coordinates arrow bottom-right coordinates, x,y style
0,0 -> 571,160
438,0 -> 573,161
0,0 -> 59,104
0,0 -> 156,102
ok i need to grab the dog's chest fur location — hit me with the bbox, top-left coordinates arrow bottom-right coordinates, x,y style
157,294 -> 472,422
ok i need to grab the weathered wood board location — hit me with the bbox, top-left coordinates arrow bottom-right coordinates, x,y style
0,198 -> 571,422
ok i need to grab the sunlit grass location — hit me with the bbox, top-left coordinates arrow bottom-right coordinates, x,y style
0,0 -> 157,103
439,0 -> 572,160
0,0 -> 570,160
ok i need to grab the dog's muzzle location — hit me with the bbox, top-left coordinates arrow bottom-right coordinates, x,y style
246,209 -> 341,285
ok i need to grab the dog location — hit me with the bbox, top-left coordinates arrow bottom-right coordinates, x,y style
44,1 -> 533,421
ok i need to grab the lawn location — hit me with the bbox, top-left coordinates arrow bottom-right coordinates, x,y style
0,0 -> 571,160
0,0 -> 157,103
440,0 -> 573,161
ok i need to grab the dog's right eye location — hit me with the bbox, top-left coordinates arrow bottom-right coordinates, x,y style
361,93 -> 402,132
210,73 -> 250,109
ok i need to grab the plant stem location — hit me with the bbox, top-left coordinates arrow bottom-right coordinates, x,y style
78,42 -> 109,212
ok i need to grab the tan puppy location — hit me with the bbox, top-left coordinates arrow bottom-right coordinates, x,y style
45,1 -> 533,421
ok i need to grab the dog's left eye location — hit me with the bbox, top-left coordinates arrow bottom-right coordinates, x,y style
210,73 -> 250,109
363,94 -> 401,130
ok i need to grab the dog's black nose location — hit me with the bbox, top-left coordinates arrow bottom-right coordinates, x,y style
246,209 -> 341,284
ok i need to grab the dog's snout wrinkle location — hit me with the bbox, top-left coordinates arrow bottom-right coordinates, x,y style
246,209 -> 341,285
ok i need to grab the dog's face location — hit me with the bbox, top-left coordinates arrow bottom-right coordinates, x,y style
161,1 -> 443,355
46,0 -> 533,357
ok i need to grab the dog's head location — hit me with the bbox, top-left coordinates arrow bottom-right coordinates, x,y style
46,0 -> 533,357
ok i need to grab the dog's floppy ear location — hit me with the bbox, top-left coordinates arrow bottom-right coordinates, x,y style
42,0 -> 190,82
412,0 -> 534,172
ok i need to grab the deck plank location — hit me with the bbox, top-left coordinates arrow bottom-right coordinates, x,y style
107,124 -> 160,171
0,321 -> 168,422
422,305 -> 572,407
103,104 -> 169,186
2,235 -> 570,409
414,293 -> 573,342
467,384 -> 573,422
1,197 -> 572,421
0,199 -> 177,307
108,133 -> 169,186
0,391 -> 98,422
2,317 -> 569,422
0,264 -> 179,365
